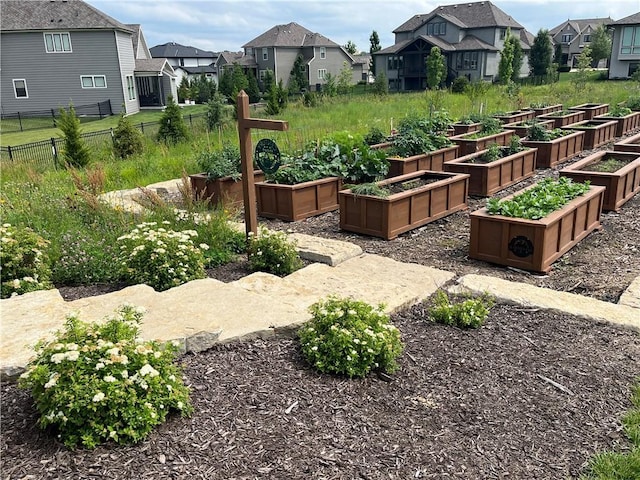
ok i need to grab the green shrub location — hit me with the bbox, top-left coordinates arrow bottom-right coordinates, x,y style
117,221 -> 207,291
157,96 -> 189,145
18,305 -> 192,449
112,114 -> 144,159
206,93 -> 226,131
58,104 -> 91,168
0,223 -> 53,298
364,126 -> 387,145
429,290 -> 494,328
451,76 -> 470,93
627,96 -> 640,110
299,296 -> 404,378
607,105 -> 632,117
247,227 -> 303,276
195,144 -> 241,180
303,91 -> 319,107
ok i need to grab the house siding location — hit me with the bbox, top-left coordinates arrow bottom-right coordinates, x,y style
274,48 -> 299,86
115,30 -> 139,115
609,24 -> 640,78
1,30 -> 126,114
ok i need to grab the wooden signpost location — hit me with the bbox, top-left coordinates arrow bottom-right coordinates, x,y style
236,90 -> 288,236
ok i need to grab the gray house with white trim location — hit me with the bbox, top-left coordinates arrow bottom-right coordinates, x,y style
548,17 -> 613,68
608,12 -> 640,79
0,0 -> 177,116
150,42 -> 219,84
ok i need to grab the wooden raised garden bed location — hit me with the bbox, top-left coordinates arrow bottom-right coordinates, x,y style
531,104 -> 563,117
522,131 -> 584,169
560,151 -> 640,211
569,103 -> 610,120
469,183 -> 605,273
452,122 -> 481,135
494,110 -> 536,124
561,119 -> 618,150
596,111 -> 640,137
339,171 -> 470,240
189,171 -> 265,207
256,176 -> 341,221
614,132 -> 640,153
443,147 -> 537,196
539,110 -> 585,128
450,130 -> 516,156
386,145 -> 459,178
503,119 -> 554,138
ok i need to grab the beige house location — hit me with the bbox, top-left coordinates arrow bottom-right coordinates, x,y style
548,17 -> 613,68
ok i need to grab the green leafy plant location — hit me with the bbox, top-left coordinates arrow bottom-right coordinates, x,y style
456,112 -> 485,125
364,126 -> 387,145
117,221 -> 207,291
18,305 -> 192,449
451,76 -> 470,93
112,113 -> 144,159
486,177 -> 591,220
299,296 -> 404,378
480,142 -> 503,162
529,102 -> 552,108
606,105 -> 632,117
478,116 -> 503,135
429,290 -> 494,328
247,227 -> 303,276
344,182 -> 390,198
0,223 -> 53,298
626,96 -> 640,110
526,123 -> 569,141
195,144 -> 242,180
206,92 -> 226,131
58,104 -> 91,168
157,96 -> 189,145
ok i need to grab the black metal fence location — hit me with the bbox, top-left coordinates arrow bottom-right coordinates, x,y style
0,100 -> 113,133
0,112 -> 207,169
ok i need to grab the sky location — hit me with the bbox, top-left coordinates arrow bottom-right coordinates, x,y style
90,0 -> 640,54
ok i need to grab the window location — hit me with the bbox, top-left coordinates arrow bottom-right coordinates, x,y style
456,52 -> 478,70
621,26 -> 640,54
246,47 -> 253,56
259,70 -> 267,80
262,47 -> 268,61
318,68 -> 327,80
13,79 -> 28,98
387,55 -> 403,71
583,34 -> 591,43
126,75 -> 136,100
320,47 -> 326,59
427,22 -> 446,36
80,75 -> 107,88
500,29 -> 506,40
179,58 -> 185,67
44,32 -> 71,52
561,34 -> 572,43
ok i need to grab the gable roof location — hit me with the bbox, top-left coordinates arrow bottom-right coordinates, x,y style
243,22 -> 339,48
135,58 -> 176,76
609,12 -> 640,25
126,24 -> 152,60
549,17 -> 613,35
394,1 -> 523,33
0,0 -> 132,32
150,42 -> 216,59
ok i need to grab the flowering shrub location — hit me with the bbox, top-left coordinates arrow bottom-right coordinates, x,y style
247,227 -> 303,276
299,296 -> 404,378
0,223 -> 52,298
429,290 -> 494,328
117,221 -> 207,291
18,305 -> 192,449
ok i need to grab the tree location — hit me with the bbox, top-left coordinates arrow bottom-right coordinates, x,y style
554,43 -> 564,66
289,54 -> 308,93
112,113 -> 144,159
369,30 -> 381,76
218,66 -> 234,99
206,92 -> 226,131
261,69 -> 274,94
529,29 -> 553,76
246,73 -> 261,103
157,96 -> 189,144
507,33 -> 524,81
58,104 -> 91,167
337,61 -> 353,94
498,29 -> 515,84
323,72 -> 337,97
230,64 -> 249,100
372,71 -> 388,95
177,77 -> 192,103
590,25 -> 612,67
344,41 -> 357,55
265,80 -> 287,115
465,80 -> 490,113
572,45 -> 593,92
425,46 -> 446,89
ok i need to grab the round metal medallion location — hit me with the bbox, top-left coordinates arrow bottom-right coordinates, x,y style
255,138 -> 281,174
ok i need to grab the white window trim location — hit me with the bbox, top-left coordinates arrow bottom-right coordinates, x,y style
126,75 -> 136,100
262,47 -> 268,61
320,47 -> 326,59
44,32 -> 72,53
318,68 -> 327,80
13,79 -> 29,99
80,75 -> 107,89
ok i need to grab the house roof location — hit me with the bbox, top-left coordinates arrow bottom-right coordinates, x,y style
549,17 -> 613,35
150,42 -> 216,59
243,22 -> 339,48
0,0 -> 132,32
393,1 -> 523,33
609,12 -> 640,25
176,65 -> 217,75
135,58 -> 176,76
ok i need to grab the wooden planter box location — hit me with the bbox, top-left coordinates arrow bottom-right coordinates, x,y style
531,104 -> 563,117
256,176 -> 341,221
494,110 -> 536,124
595,111 -> 640,137
503,119 -> 554,138
443,147 -> 537,196
452,122 -> 481,135
614,132 -> 640,153
561,119 -> 618,149
560,151 -> 640,212
450,130 -> 516,156
539,110 -> 585,128
569,103 -> 610,120
369,141 -> 393,151
386,145 -> 459,177
339,171 -> 469,240
522,131 -> 585,168
189,170 -> 265,207
469,184 -> 606,273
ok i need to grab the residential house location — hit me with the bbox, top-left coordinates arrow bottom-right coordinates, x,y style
608,12 -> 640,79
373,1 -> 533,91
0,0 -> 177,116
352,53 -> 374,83
150,42 -> 219,84
241,22 -> 362,91
548,17 -> 613,68
214,51 -> 257,80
